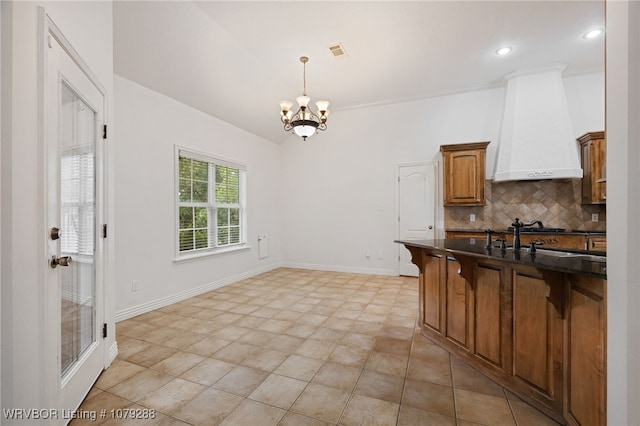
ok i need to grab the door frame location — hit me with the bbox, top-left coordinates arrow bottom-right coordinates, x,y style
39,8 -> 110,412
395,161 -> 439,276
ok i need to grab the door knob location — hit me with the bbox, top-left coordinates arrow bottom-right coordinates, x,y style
428,225 -> 433,230
50,255 -> 72,269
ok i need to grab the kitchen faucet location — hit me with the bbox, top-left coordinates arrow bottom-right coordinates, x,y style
511,218 -> 545,251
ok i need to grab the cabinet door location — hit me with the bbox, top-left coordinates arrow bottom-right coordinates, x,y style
421,252 -> 444,332
565,275 -> 606,426
586,236 -> 607,252
512,269 -> 563,409
474,263 -> 505,368
446,257 -> 468,348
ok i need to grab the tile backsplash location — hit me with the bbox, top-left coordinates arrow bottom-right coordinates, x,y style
445,180 -> 606,231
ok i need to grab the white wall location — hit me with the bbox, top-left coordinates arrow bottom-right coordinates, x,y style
605,1 -> 640,423
280,72 -> 603,275
113,76 -> 282,319
0,0 -> 114,419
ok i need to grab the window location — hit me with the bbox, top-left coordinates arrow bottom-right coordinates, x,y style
176,148 -> 246,257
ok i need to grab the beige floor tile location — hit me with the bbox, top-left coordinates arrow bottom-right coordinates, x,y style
172,387 -> 243,426
117,338 -> 154,360
152,351 -> 205,376
365,351 -> 408,377
396,405 -> 457,426
283,324 -> 318,339
248,373 -> 308,409
291,383 -> 351,424
505,390 -> 561,425
138,378 -> 206,415
328,344 -> 370,367
212,365 -> 270,396
407,355 -> 452,386
454,388 -> 516,425
256,318 -> 295,333
211,341 -> 262,363
380,325 -> 414,340
278,412 -> 334,426
451,357 -> 505,397
184,337 -> 231,357
129,345 -> 178,368
74,392 -> 132,425
141,327 -> 183,345
180,358 -> 235,386
109,369 -> 174,402
95,360 -> 146,390
263,334 -> 305,353
311,362 -> 362,391
308,326 -> 346,342
219,399 -> 286,426
402,378 -> 455,418
241,348 -> 289,372
340,332 -> 377,351
295,339 -> 337,360
211,325 -> 252,341
339,394 -> 399,426
75,269 -> 558,426
354,369 -> 404,404
160,331 -> 206,350
374,336 -> 412,358
275,354 -> 324,381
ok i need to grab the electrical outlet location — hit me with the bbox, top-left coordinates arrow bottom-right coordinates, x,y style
470,214 -> 476,222
365,251 -> 371,259
378,251 -> 383,260
132,280 -> 139,292
591,214 -> 599,222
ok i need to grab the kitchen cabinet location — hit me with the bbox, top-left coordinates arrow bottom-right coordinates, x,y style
441,141 -> 490,206
402,241 -> 606,425
578,131 -> 606,205
565,274 -> 606,426
586,235 -> 607,252
519,233 -> 587,251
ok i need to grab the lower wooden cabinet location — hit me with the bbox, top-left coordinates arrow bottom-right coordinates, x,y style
565,275 -> 607,425
412,248 -> 606,425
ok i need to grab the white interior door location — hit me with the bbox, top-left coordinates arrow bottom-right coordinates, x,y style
45,22 -> 105,419
398,163 -> 437,276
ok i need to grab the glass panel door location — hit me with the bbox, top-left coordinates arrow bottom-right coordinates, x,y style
59,82 -> 96,378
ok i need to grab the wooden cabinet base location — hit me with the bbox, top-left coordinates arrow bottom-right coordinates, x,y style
411,247 -> 606,425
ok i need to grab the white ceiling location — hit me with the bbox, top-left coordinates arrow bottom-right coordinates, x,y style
114,1 -> 605,144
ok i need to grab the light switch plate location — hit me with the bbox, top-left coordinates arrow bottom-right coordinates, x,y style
470,214 -> 476,222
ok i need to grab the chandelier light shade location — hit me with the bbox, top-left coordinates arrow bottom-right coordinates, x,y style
279,56 -> 330,141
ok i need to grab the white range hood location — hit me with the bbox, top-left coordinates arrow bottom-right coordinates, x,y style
494,65 -> 583,181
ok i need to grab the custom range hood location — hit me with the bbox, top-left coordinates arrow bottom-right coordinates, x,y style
494,65 -> 583,181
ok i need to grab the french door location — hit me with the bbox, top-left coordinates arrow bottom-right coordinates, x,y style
43,13 -> 106,420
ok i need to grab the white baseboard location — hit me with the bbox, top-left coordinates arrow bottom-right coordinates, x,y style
107,341 -> 118,365
115,262 -> 282,322
280,261 -> 397,277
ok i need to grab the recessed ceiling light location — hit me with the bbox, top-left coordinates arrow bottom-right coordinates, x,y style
583,28 -> 604,39
495,46 -> 513,56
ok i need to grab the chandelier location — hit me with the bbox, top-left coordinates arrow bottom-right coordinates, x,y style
279,56 -> 330,141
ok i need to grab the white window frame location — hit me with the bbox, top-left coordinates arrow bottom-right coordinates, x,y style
174,146 -> 248,261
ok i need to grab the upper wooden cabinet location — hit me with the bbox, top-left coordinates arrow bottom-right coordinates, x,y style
441,142 -> 490,206
578,131 -> 606,205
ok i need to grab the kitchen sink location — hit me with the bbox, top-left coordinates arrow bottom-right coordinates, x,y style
535,248 -> 606,263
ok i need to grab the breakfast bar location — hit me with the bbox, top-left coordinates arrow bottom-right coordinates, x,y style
396,238 -> 606,426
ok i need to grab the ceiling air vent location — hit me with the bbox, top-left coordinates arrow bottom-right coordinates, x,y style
328,43 -> 348,59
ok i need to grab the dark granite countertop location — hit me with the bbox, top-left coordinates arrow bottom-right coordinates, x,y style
395,239 -> 607,279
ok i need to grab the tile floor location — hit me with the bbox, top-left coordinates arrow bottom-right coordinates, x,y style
73,268 -> 561,425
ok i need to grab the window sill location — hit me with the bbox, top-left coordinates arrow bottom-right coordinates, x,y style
174,244 -> 251,263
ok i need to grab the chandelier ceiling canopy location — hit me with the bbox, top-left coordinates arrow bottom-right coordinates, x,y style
279,56 -> 330,141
